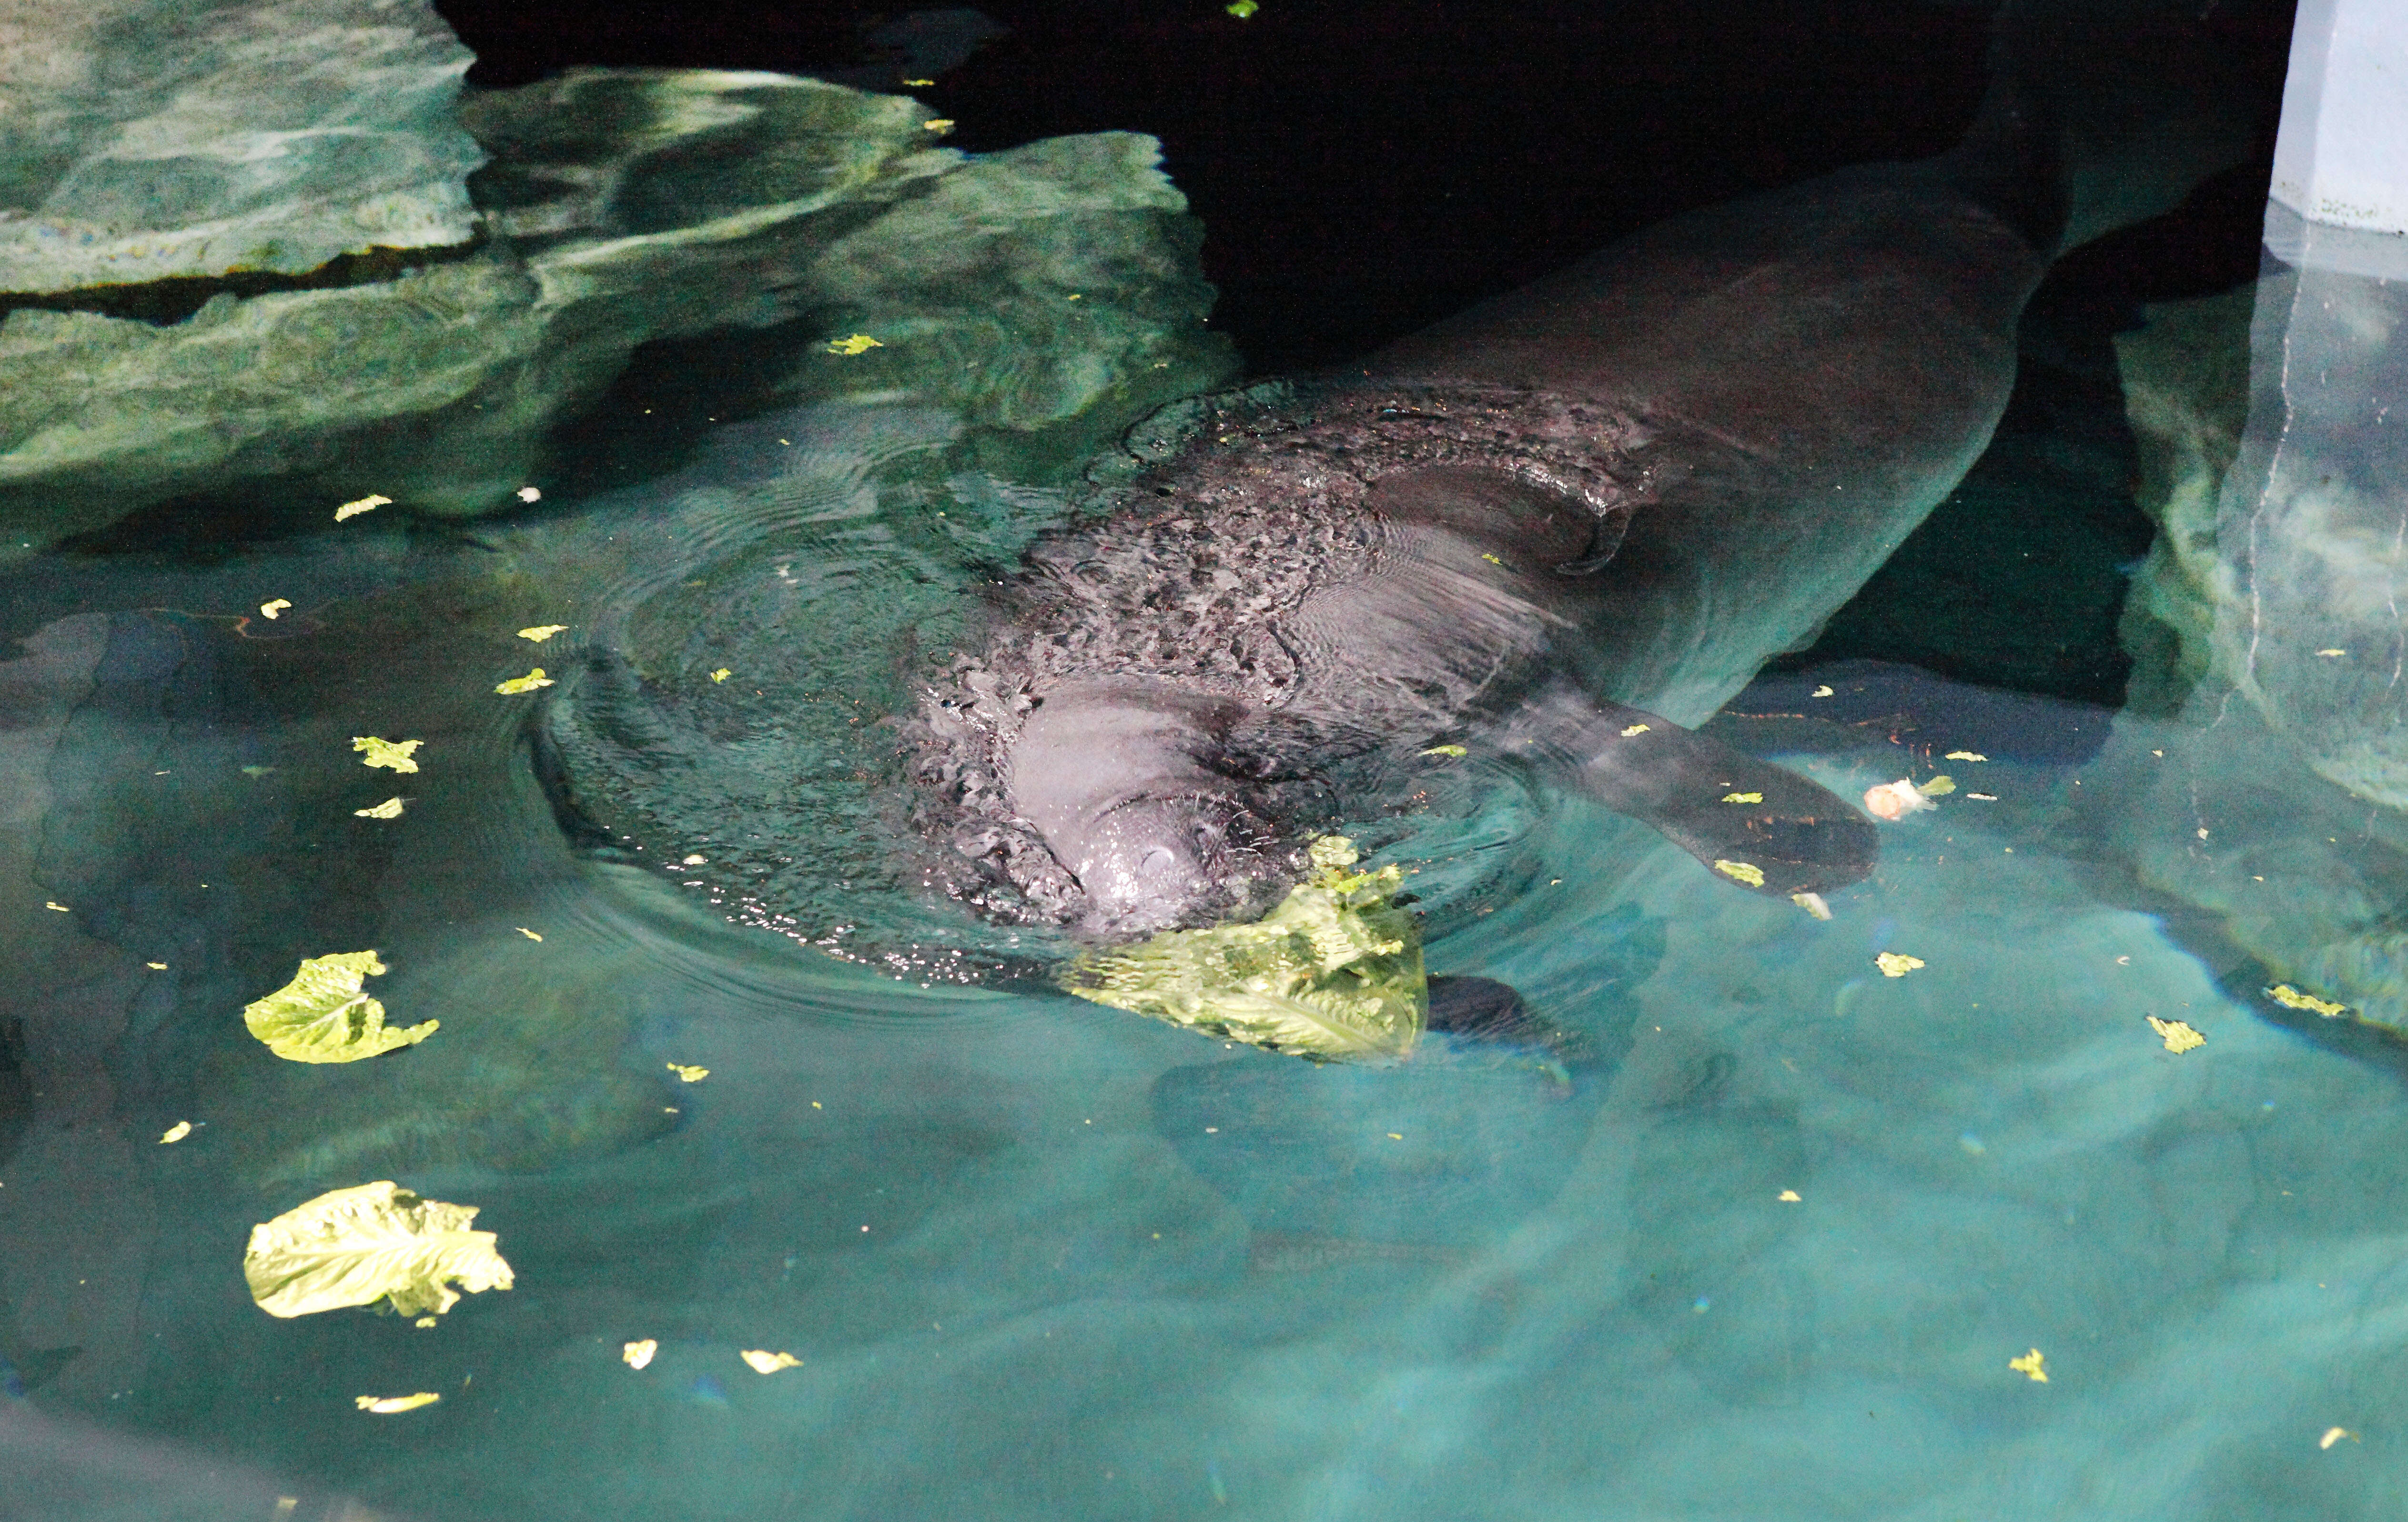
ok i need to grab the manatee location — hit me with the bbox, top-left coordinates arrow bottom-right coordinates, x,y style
490,9 -> 2259,1013
905,113 -> 2076,937
901,0 -> 2257,946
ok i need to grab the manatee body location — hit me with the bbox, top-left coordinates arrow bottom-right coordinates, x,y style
909,135 -> 2060,938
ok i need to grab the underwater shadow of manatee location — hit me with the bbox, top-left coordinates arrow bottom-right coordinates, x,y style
1147,929 -> 1657,1258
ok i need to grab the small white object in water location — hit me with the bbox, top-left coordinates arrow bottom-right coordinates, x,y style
355,1393 -> 440,1413
1863,779 -> 1938,820
1791,892 -> 1831,920
516,486 -> 541,503
259,599 -> 291,619
740,1350 -> 801,1374
624,1339 -> 658,1370
334,494 -> 390,521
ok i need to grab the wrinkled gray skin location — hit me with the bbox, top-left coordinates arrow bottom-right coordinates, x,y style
953,150 -> 2048,936
930,31 -> 2249,940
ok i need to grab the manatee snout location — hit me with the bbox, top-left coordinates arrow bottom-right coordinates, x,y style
1066,794 -> 1259,935
1004,679 -> 1286,936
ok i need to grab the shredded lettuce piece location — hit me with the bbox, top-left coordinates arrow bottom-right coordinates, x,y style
1062,837 -> 1426,1061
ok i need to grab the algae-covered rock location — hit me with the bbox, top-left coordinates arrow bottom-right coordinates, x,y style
2,61 -> 1232,558
2106,699 -> 2408,1034
2111,284 -> 2256,716
2110,233 -> 2408,1033
0,258 -> 546,518
0,0 -> 482,293
2115,255 -> 2408,808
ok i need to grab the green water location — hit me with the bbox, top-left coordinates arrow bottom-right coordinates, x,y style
8,44 -> 2408,1522
7,370 -> 2408,1519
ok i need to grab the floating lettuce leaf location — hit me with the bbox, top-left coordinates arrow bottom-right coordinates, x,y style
2267,983 -> 2348,1017
243,951 -> 438,1063
1062,837 -> 1426,1062
352,736 -> 422,772
740,1350 -> 802,1374
245,1180 -> 514,1319
356,1393 -> 441,1413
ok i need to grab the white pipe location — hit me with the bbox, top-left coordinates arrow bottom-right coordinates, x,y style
2269,0 -> 2408,237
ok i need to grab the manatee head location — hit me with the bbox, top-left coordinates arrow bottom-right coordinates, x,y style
1005,679 -> 1288,937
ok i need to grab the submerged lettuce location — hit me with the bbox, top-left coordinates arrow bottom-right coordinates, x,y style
1062,838 -> 1427,1061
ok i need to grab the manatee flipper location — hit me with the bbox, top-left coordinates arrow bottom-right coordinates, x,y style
1495,679 -> 1874,897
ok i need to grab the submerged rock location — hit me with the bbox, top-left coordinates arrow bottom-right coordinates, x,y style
2112,284 -> 2255,718
1,52 -> 1230,561
2111,223 -> 2408,1032
0,0 -> 482,294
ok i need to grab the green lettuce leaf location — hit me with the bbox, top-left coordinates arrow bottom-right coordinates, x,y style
244,1181 -> 514,1319
243,950 -> 437,1063
1063,837 -> 1426,1061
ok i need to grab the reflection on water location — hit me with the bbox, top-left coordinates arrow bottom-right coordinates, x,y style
8,7 -> 2408,1522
